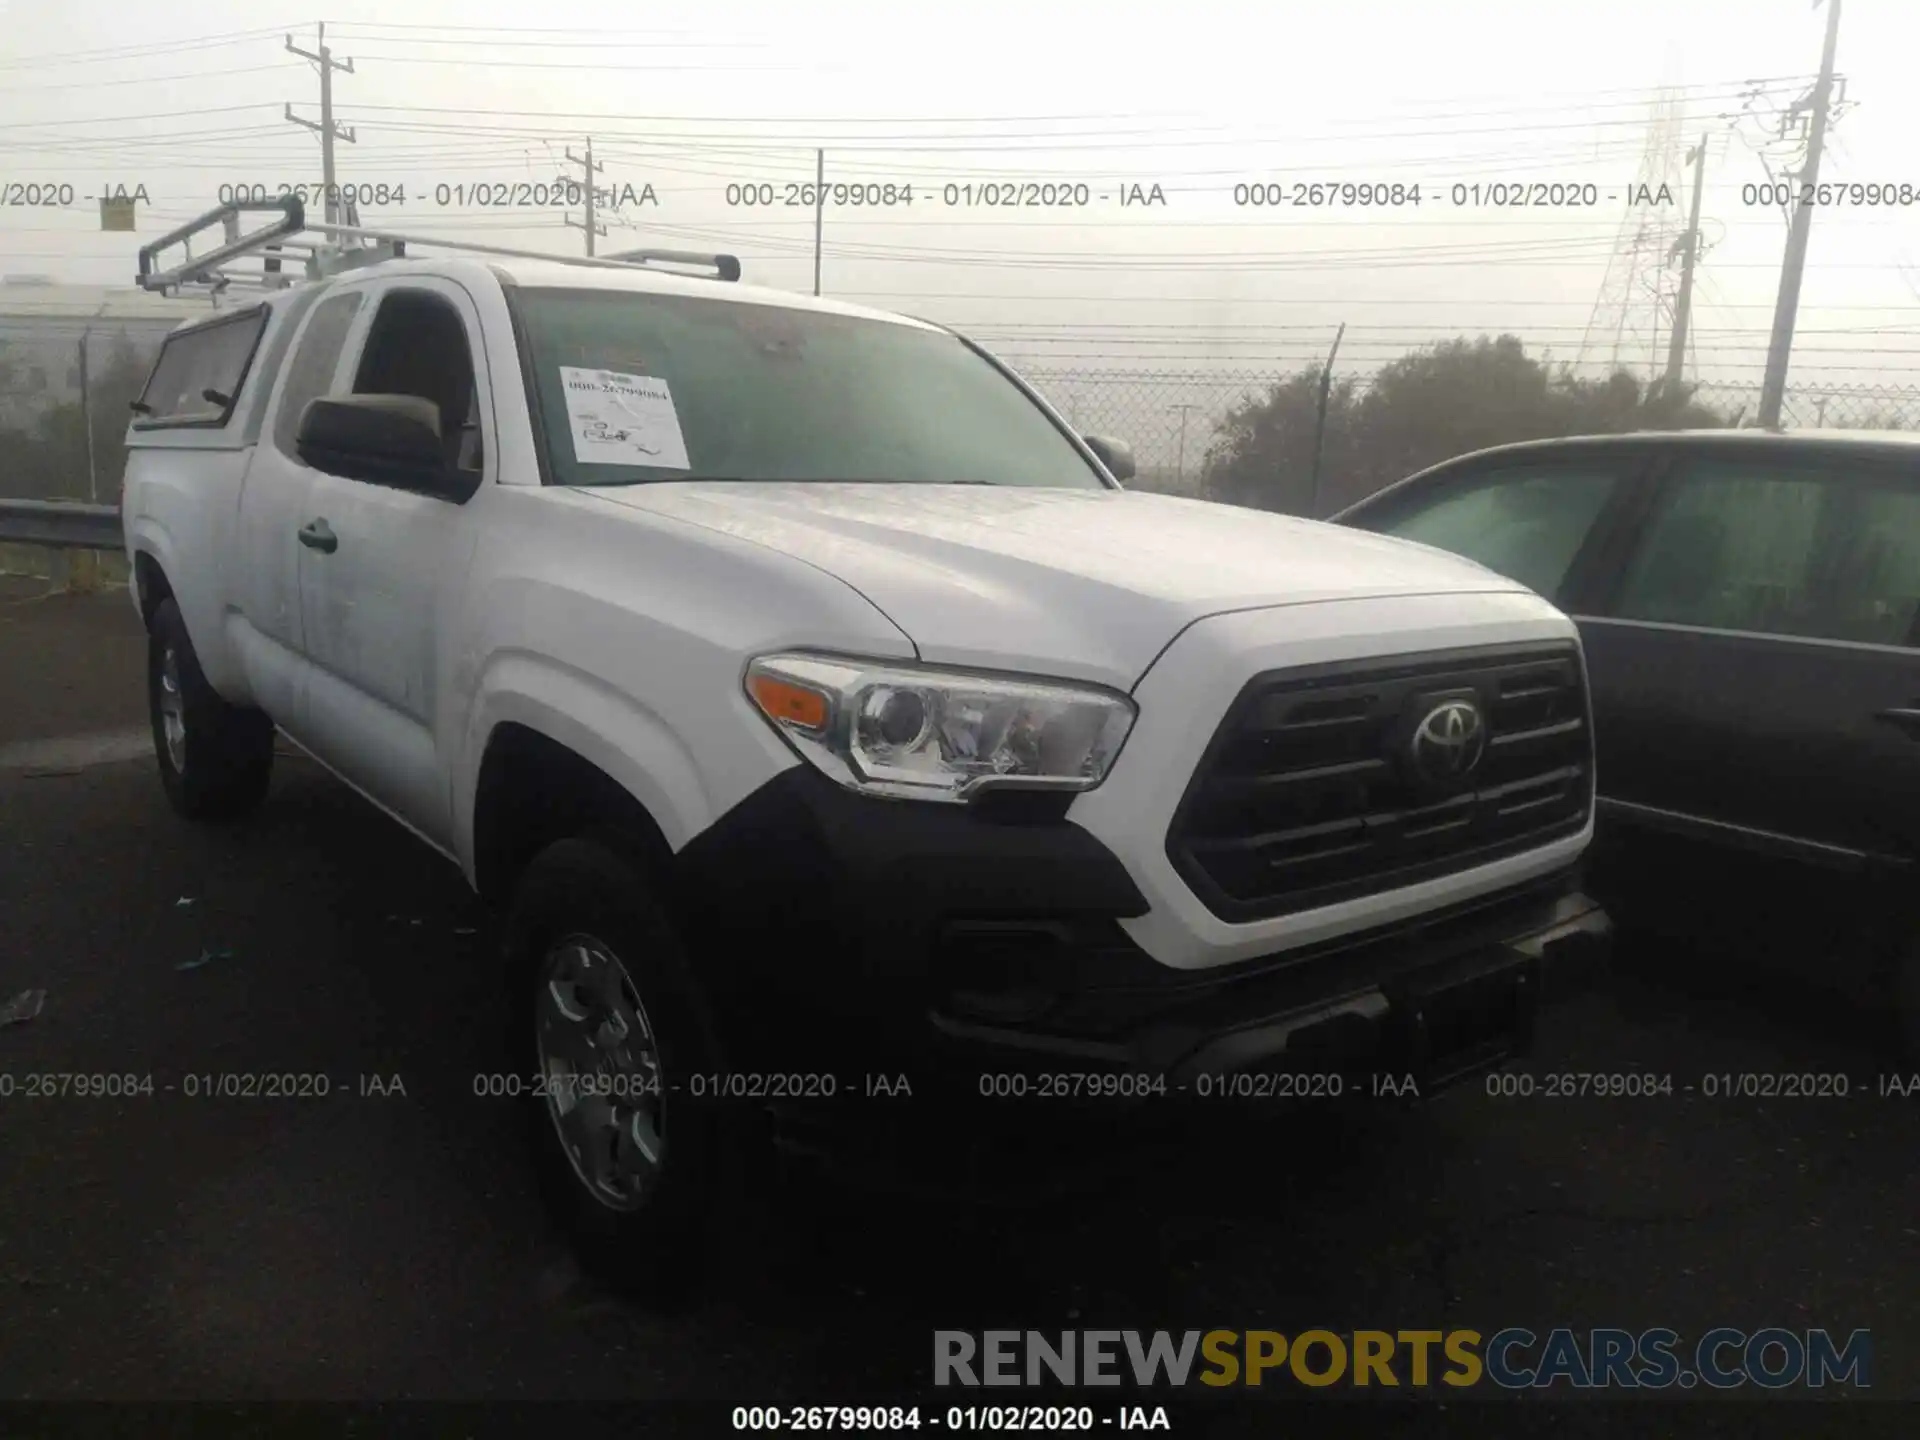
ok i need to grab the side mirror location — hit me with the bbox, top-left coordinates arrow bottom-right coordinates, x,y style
296,395 -> 467,499
1082,433 -> 1135,483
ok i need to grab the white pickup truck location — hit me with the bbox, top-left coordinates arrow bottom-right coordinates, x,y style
120,203 -> 1608,1296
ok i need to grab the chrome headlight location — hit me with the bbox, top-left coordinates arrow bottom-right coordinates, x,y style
745,654 -> 1136,803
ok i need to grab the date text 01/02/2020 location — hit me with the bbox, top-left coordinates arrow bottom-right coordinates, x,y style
1485,1071 -> 1920,1099
730,1405 -> 1173,1432
211,181 -> 660,209
721,181 -> 1168,208
469,1071 -> 914,1100
1229,180 -> 1691,208
0,1072 -> 407,1100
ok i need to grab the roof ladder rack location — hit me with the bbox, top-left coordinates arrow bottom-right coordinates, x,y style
136,197 -> 743,295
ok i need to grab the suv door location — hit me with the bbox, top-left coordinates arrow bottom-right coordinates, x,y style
1579,446 -> 1920,987
293,276 -> 493,849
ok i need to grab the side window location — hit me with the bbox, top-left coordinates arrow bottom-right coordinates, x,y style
272,292 -> 365,457
1819,481 -> 1920,647
351,290 -> 482,473
1611,459 -> 1827,638
135,307 -> 269,427
1365,462 -> 1626,601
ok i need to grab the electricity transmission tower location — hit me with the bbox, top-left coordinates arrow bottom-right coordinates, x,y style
1577,88 -> 1689,382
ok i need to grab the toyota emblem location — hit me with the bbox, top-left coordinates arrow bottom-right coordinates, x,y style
1410,697 -> 1487,780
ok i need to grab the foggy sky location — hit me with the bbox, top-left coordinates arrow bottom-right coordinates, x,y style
2,0 -> 1917,390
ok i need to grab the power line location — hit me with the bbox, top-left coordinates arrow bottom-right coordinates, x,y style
0,24 -> 298,70
0,63 -> 306,93
325,36 -> 771,51
325,20 -> 748,37
0,104 -> 280,131
334,53 -> 818,72
1,79 -> 1802,142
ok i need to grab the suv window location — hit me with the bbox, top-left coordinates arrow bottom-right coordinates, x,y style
273,292 -> 365,457
135,306 -> 269,427
1611,457 -> 1829,638
1359,461 -> 1625,601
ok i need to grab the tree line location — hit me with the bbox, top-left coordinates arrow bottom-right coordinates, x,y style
1,329 -> 1902,510
1199,334 -> 1739,517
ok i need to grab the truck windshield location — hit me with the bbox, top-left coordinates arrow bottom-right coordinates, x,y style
509,286 -> 1107,490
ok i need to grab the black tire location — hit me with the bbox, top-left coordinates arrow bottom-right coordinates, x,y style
148,597 -> 275,821
503,836 -> 745,1304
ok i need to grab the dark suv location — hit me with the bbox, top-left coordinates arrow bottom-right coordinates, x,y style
1335,431 -> 1920,1052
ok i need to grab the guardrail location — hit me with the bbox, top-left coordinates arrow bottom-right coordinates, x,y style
0,500 -> 124,551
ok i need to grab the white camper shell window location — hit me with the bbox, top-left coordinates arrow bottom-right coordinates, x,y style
133,306 -> 270,429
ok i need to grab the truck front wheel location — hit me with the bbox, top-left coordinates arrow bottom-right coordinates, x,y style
503,836 -> 741,1304
147,598 -> 274,821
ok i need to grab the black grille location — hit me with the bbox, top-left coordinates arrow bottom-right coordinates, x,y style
1167,643 -> 1593,923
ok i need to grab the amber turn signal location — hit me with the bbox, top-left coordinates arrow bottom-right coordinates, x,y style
749,674 -> 830,732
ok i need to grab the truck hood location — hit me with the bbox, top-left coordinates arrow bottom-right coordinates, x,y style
579,482 -> 1528,690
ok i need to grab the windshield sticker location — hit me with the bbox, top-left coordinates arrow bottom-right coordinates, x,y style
559,366 -> 691,469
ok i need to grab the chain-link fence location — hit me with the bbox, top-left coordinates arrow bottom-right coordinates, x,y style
1012,366 -> 1286,495
0,317 -> 176,504
7,310 -> 1920,509
1688,379 -> 1920,432
1004,363 -> 1920,508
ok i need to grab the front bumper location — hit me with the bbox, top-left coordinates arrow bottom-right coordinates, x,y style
672,765 -> 1610,1102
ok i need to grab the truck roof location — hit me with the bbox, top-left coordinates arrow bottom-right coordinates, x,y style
134,200 -> 945,335
481,257 -> 941,331
162,254 -> 941,339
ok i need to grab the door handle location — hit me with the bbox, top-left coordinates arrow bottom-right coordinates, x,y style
297,518 -> 338,554
1874,706 -> 1920,739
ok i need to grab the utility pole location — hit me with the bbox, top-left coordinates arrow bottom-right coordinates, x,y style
813,148 -> 826,296
565,138 -> 605,256
1170,403 -> 1197,488
285,22 -> 356,226
1758,0 -> 1844,429
1662,135 -> 1709,397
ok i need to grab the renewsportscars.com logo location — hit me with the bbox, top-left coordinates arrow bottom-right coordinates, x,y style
933,1328 -> 1873,1391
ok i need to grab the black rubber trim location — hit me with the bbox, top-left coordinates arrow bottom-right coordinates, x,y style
972,863 -> 1597,1047
666,758 -> 1605,1083
496,277 -> 558,489
669,763 -> 1147,1056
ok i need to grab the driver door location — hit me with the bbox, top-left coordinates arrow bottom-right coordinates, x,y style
293,275 -> 493,850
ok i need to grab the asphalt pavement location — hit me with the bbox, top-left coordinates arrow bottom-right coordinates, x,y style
2,573 -> 1917,1426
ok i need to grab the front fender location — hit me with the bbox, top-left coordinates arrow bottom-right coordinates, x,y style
453,651 -> 793,882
